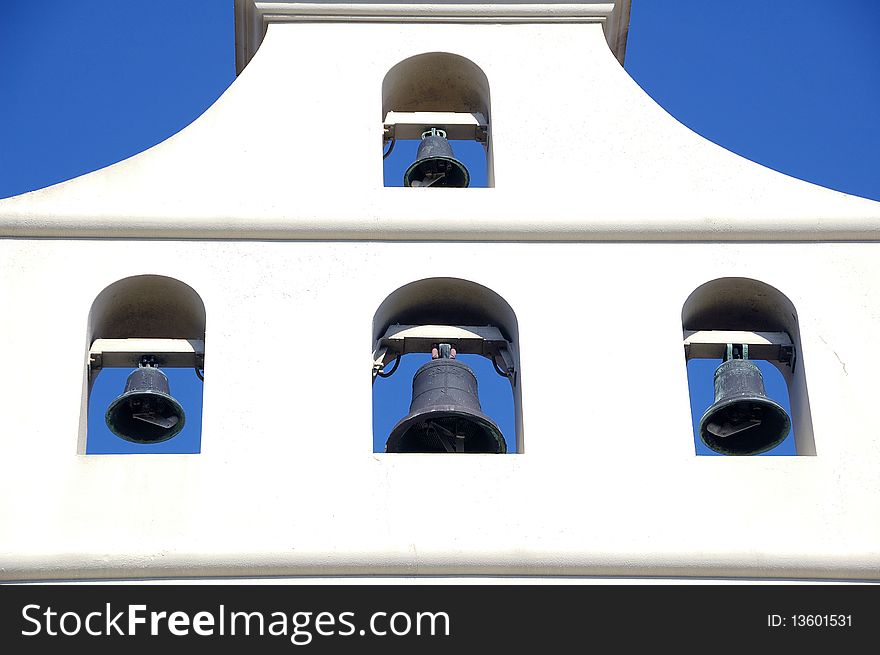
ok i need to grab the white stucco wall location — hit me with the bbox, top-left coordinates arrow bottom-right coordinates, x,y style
1,11 -> 879,580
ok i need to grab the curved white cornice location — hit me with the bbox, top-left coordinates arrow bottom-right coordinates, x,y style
235,1 -> 631,72
4,4 -> 876,242
3,194 -> 880,241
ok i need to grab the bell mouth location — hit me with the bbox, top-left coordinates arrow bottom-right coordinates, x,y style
403,157 -> 470,188
105,390 -> 186,444
699,396 -> 791,455
386,408 -> 506,453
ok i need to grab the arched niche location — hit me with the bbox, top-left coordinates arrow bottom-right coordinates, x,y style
89,275 -> 206,342
382,52 -> 490,117
372,277 -> 522,453
78,275 -> 206,454
682,277 -> 815,455
683,277 -> 797,336
374,277 -> 515,345
382,52 -> 493,187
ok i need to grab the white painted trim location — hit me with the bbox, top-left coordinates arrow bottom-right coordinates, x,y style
257,1 -> 615,19
3,213 -> 880,241
234,1 -> 630,72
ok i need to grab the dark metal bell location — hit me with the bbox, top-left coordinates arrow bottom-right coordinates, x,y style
105,365 -> 186,443
386,358 -> 505,453
699,358 -> 791,455
403,128 -> 470,188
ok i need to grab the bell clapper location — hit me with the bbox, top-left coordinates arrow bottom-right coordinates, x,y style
420,173 -> 446,187
424,419 -> 467,454
455,423 -> 466,453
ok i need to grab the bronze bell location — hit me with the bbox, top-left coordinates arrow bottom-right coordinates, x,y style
105,358 -> 186,443
403,128 -> 470,188
386,345 -> 505,453
699,346 -> 791,455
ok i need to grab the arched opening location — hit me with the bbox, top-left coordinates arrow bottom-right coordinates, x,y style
682,277 -> 815,456
79,275 -> 206,454
372,278 -> 521,453
381,52 -> 493,187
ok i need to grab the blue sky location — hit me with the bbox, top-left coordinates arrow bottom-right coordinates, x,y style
625,0 -> 880,203
3,1 -> 877,455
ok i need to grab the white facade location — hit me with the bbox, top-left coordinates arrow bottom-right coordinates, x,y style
1,1 -> 879,581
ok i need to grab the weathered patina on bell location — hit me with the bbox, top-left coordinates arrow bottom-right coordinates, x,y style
699,345 -> 790,455
105,360 -> 186,443
386,345 -> 504,453
403,128 -> 470,188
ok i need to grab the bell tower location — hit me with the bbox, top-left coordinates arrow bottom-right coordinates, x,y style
1,1 -> 880,582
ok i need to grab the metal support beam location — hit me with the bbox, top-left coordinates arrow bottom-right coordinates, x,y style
372,324 -> 514,379
89,339 -> 205,371
683,330 -> 795,369
384,112 -> 488,142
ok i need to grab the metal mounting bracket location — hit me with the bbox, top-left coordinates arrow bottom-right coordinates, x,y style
372,324 -> 515,381
383,111 -> 488,142
683,330 -> 796,370
89,338 -> 205,374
